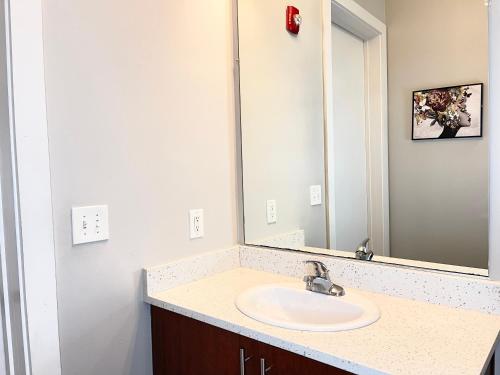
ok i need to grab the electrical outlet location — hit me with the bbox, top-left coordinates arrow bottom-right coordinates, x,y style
189,209 -> 204,239
266,200 -> 277,224
72,205 -> 109,245
310,185 -> 322,206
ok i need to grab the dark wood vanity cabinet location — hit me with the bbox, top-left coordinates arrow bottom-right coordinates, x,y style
151,306 -> 353,375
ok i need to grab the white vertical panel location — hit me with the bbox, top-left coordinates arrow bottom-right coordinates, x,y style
322,0 -> 334,249
0,308 -> 6,374
490,0 -> 500,280
6,0 -> 62,372
330,24 -> 368,251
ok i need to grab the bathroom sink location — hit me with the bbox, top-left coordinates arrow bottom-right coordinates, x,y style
235,283 -> 379,332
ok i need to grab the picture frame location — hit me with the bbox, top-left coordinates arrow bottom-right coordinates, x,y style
412,83 -> 483,140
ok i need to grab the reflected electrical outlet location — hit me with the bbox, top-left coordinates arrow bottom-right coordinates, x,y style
266,200 -> 277,224
310,185 -> 322,206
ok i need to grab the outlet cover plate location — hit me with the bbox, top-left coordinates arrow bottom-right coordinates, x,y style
266,200 -> 277,224
310,185 -> 322,206
189,209 -> 204,239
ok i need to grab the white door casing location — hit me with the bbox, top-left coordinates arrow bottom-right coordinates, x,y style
0,0 -> 62,373
323,0 -> 389,256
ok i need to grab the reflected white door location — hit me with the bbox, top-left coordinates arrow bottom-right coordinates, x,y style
329,24 -> 369,251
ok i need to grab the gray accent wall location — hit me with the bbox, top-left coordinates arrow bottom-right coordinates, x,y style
386,0 -> 489,268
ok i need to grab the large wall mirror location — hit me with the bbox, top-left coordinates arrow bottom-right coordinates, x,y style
238,0 -> 490,274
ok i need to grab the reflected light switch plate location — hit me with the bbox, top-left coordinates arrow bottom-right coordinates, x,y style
310,185 -> 322,206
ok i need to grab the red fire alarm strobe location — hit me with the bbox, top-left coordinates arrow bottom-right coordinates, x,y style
286,6 -> 302,34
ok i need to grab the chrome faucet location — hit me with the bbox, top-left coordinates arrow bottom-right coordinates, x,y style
355,238 -> 374,261
303,261 -> 345,297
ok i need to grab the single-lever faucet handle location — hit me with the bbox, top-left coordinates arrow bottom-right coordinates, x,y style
303,260 -> 345,297
304,260 -> 330,280
358,238 -> 370,249
355,238 -> 374,261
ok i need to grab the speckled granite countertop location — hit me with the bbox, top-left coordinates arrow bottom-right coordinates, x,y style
145,267 -> 500,375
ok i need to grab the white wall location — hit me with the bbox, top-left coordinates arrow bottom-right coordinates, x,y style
386,0 -> 489,268
41,0 -> 237,373
239,0 -> 327,248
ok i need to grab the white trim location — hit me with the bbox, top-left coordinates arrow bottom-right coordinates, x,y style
324,0 -> 390,256
0,181 -> 17,374
3,0 -> 62,373
0,0 -> 30,372
331,0 -> 385,39
489,0 -> 500,280
322,0 -> 335,249
232,0 -> 246,245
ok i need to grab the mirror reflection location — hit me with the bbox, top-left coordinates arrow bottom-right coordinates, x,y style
239,0 -> 489,271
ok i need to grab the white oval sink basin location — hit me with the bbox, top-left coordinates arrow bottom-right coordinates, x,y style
235,283 -> 380,332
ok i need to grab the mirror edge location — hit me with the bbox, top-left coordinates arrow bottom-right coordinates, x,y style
488,0 -> 499,280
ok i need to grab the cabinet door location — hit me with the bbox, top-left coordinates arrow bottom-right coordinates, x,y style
152,307 -> 353,375
151,306 -> 240,375
255,340 -> 353,375
239,335 -> 262,375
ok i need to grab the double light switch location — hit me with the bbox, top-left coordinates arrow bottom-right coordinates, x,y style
72,205 -> 109,245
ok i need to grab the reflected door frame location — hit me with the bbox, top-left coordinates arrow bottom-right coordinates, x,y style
323,0 -> 389,256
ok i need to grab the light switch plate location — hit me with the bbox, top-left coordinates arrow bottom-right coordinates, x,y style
310,185 -> 322,206
189,209 -> 204,239
266,200 -> 277,224
71,205 -> 109,245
